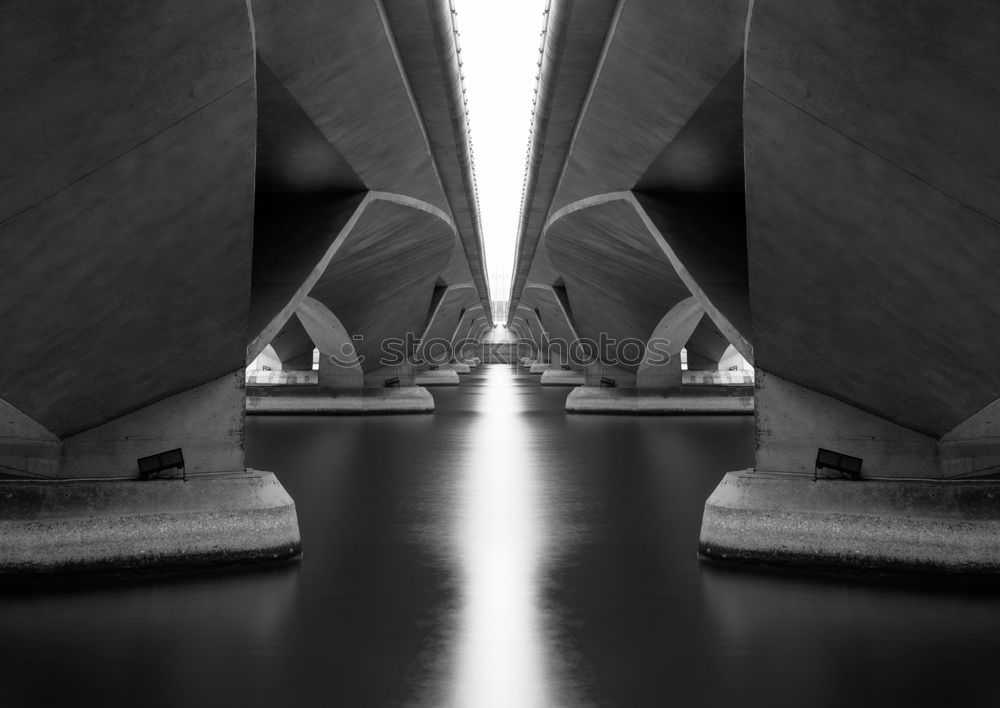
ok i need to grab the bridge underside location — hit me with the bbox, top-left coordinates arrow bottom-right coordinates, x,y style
0,0 -> 490,573
510,0 -> 1000,572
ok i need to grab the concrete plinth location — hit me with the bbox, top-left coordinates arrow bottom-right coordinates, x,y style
246,370 -> 318,386
683,370 -> 754,385
540,369 -> 585,386
246,386 -> 434,414
0,471 -> 300,575
566,385 -> 754,414
529,362 -> 552,374
440,363 -> 471,374
700,470 -> 1000,574
415,370 -> 460,386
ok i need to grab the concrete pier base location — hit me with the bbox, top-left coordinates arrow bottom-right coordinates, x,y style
246,370 -> 318,385
415,370 -> 460,386
566,385 -> 754,414
0,471 -> 300,575
700,470 -> 1000,574
529,362 -> 553,374
246,386 -> 435,414
440,363 -> 471,374
540,369 -> 585,386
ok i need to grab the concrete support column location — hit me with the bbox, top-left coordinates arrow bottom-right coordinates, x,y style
296,297 -> 364,389
636,297 -> 703,389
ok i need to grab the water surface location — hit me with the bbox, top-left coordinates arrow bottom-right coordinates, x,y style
1,365 -> 999,706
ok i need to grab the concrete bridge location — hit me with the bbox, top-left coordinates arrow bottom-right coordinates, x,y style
4,0 -> 1000,578
508,0 -> 1000,572
0,0 -> 490,572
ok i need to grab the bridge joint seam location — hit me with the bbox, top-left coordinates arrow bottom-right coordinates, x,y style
0,77 -> 255,230
747,78 -> 1000,229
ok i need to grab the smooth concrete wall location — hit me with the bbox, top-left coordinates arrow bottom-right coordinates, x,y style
1,1 -> 257,481
744,0 -> 1000,440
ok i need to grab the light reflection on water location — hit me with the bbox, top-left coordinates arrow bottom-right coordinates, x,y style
442,365 -> 580,708
2,365 -> 1000,706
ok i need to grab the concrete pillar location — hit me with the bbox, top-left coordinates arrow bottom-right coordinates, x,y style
0,0 -> 302,574
700,0 -> 1000,574
295,297 -> 363,389
636,297 -> 704,389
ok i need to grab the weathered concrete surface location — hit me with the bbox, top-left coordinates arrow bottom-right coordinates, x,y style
246,386 -> 434,415
415,370 -> 460,387
0,472 -> 300,574
529,363 -> 557,375
540,370 -> 586,387
701,471 -> 1000,574
567,386 -> 753,414
683,370 -> 754,386
246,371 -> 317,386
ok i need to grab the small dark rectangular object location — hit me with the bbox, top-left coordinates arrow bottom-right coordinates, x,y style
137,448 -> 185,481
384,377 -> 400,388
815,448 -> 863,481
429,364 -> 439,370
600,377 -> 616,388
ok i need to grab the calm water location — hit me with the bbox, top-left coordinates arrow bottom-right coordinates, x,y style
3,364 -> 1000,707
